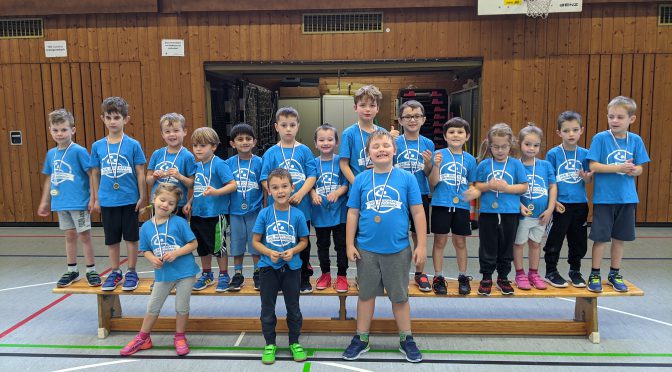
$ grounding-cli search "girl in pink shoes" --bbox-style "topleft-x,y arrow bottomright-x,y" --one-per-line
120,183 -> 199,356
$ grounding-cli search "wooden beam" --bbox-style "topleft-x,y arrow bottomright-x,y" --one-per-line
160,0 -> 474,13
0,0 -> 157,16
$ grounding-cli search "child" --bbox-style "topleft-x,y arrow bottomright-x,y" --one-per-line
146,113 -> 197,218
120,183 -> 199,356
37,109 -> 100,287
225,123 -> 264,291
342,130 -> 426,363
90,97 -> 147,291
394,100 -> 435,292
474,123 -> 528,296
543,111 -> 593,287
310,124 -> 349,292
261,107 -> 317,293
252,168 -> 309,365
512,124 -> 557,290
586,96 -> 649,292
184,127 -> 237,292
427,118 -> 480,295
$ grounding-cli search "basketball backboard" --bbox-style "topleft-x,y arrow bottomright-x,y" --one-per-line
478,0 -> 583,16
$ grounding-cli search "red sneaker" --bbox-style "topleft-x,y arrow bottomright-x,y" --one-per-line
174,336 -> 190,356
315,273 -> 331,290
335,275 -> 349,293
120,336 -> 152,356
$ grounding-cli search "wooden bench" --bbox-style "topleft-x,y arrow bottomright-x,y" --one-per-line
53,278 -> 643,343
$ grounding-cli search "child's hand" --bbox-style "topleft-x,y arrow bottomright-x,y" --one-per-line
539,209 -> 553,226
269,250 -> 282,263
489,179 -> 507,192
311,193 -> 322,206
389,125 -> 400,140
135,197 -> 146,212
37,202 -> 50,217
88,198 -> 95,213
579,169 -> 593,181
182,203 -> 191,217
555,201 -> 565,214
433,151 -> 443,167
326,192 -> 339,203
203,185 -> 216,196
421,150 -> 433,167
153,169 -> 165,179
162,251 -> 178,262
92,200 -> 101,213
282,249 -> 294,261
149,255 -> 163,269
412,246 -> 427,266
520,204 -> 531,216
619,159 -> 636,174
347,245 -> 360,261
462,187 -> 480,202
289,192 -> 304,205
165,168 -> 181,178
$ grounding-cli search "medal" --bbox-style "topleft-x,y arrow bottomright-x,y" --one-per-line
237,155 -> 253,212
51,142 -> 73,196
525,158 -> 537,210
453,196 -> 460,204
528,204 -> 535,211
374,215 -> 381,223
490,156 -> 509,212
50,189 -> 59,196
401,135 -> 421,173
371,168 -> 393,221
106,134 -> 125,191
447,149 -> 465,206
161,146 -> 183,182
241,202 -> 248,210
113,182 -> 120,190
492,201 -> 499,209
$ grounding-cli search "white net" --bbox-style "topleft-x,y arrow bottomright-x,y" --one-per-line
526,0 -> 552,18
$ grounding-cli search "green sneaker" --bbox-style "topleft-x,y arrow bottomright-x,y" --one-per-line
290,343 -> 307,362
262,344 -> 277,364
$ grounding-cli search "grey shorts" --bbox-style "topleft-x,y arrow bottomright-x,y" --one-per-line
589,203 -> 636,242
57,210 -> 91,233
146,276 -> 194,315
514,217 -> 546,245
356,246 -> 411,303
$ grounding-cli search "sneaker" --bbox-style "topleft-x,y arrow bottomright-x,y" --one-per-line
414,273 -> 432,292
57,271 -> 80,288
86,271 -> 102,287
587,273 -> 602,293
300,277 -> 313,294
289,343 -> 307,362
122,271 -> 139,291
478,279 -> 492,296
496,278 -> 515,295
120,335 -> 152,356
399,335 -> 423,363
568,271 -> 587,288
102,271 -> 123,291
544,271 -> 569,288
607,273 -> 628,292
432,276 -> 447,295
316,273 -> 331,290
457,275 -> 472,295
174,336 -> 189,356
193,272 -> 214,291
515,272 -> 531,290
342,335 -> 369,360
229,273 -> 244,291
335,275 -> 349,293
262,344 -> 277,364
528,272 -> 547,290
253,269 -> 260,291
216,272 -> 231,292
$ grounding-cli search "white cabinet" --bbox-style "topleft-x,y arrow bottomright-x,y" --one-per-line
322,95 -> 359,140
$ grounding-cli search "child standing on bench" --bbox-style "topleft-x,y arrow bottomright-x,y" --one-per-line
120,183 -> 199,357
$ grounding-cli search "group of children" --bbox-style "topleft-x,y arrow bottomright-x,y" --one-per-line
39,86 -> 649,364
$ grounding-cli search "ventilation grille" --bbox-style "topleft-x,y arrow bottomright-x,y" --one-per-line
0,18 -> 43,39
660,5 -> 672,26
303,12 -> 383,34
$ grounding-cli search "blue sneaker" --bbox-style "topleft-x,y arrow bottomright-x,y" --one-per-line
587,273 -> 602,293
102,271 -> 123,291
193,272 -> 214,291
607,273 -> 628,292
342,335 -> 369,360
122,271 -> 139,291
216,272 -> 230,292
399,335 -> 423,363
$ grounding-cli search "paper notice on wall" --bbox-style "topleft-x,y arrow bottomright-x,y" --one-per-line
44,40 -> 67,58
161,39 -> 185,57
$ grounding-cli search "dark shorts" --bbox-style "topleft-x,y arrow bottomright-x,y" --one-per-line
409,195 -> 430,234
589,203 -> 636,242
431,206 -> 472,236
101,204 -> 139,245
191,215 -> 227,257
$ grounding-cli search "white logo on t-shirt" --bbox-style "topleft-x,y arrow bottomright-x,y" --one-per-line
51,160 -> 75,185
101,154 -> 133,178
364,185 -> 403,214
266,219 -> 296,247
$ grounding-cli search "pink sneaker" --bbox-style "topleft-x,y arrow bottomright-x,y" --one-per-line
334,275 -> 349,293
528,272 -> 548,289
174,336 -> 190,356
515,272 -> 531,290
120,335 -> 152,356
315,273 -> 331,290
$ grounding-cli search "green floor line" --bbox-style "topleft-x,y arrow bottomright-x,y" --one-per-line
1,343 -> 672,358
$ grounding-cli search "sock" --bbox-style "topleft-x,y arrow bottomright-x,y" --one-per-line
399,331 -> 412,342
415,271 -> 422,277
529,268 -> 538,275
459,272 -> 467,278
138,331 -> 150,340
609,267 -> 620,276
202,269 -> 212,274
483,273 -> 492,281
127,267 -> 136,273
220,270 -> 228,276
234,264 -> 243,274
86,264 -> 96,273
175,332 -> 185,340
435,271 -> 444,278
591,268 -> 600,275
113,268 -> 122,274
516,269 -> 525,276
356,331 -> 369,342
67,264 -> 77,272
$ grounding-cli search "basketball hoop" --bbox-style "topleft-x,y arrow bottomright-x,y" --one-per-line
526,0 -> 552,18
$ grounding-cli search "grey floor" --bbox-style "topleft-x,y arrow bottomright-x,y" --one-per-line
1,226 -> 671,371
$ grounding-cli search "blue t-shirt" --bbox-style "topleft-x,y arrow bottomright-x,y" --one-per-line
253,205 -> 309,270
545,145 -> 590,204
347,168 -> 422,254
430,149 -> 478,210
520,159 -> 556,219
42,143 -> 91,211
394,135 -> 435,195
260,143 -> 317,221
339,124 -> 386,179
192,155 -> 234,217
586,130 -> 650,204
139,215 -> 200,282
89,135 -> 146,207
476,157 -> 528,214
147,146 -> 197,207
225,155 -> 264,216
311,155 -> 348,228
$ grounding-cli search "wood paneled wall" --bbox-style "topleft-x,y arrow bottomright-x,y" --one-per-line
0,3 -> 671,223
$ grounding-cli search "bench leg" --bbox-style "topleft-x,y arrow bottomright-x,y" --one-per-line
574,297 -> 599,344
97,294 -> 122,339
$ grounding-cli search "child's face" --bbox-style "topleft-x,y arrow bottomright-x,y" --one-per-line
399,107 -> 425,134
49,122 -> 75,146
368,136 -> 395,166
444,126 -> 470,150
192,142 -> 216,161
607,106 -> 635,135
490,135 -> 511,161
275,115 -> 299,143
315,129 -> 337,155
101,112 -> 129,134
161,122 -> 187,148
354,98 -> 379,123
230,134 -> 257,154
268,176 -> 294,204
520,133 -> 541,159
153,191 -> 178,217
557,120 -> 583,146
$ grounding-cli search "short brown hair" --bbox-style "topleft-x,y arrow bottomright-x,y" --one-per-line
160,112 -> 186,130
267,167 -> 293,186
101,96 -> 129,117
191,127 -> 220,146
354,85 -> 383,106
398,100 -> 425,117
365,129 -> 396,153
153,182 -> 184,203
48,109 -> 75,128
275,107 -> 300,122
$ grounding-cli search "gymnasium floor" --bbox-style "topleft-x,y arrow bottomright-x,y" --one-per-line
1,226 -> 671,371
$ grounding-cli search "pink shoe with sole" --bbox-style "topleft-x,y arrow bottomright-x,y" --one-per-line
528,272 -> 548,289
174,336 -> 190,356
120,336 -> 152,356
315,273 -> 331,290
515,272 -> 531,290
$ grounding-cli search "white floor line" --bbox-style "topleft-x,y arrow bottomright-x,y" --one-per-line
190,352 -> 259,357
313,362 -> 374,372
0,282 -> 56,292
51,359 -> 138,372
234,331 -> 245,347
555,297 -> 672,327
